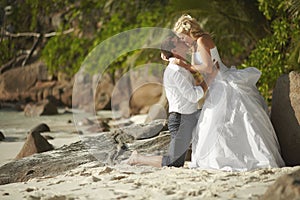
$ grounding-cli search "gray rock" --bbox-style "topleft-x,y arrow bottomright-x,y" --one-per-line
145,89 -> 168,123
30,123 -> 50,134
289,71 -> 300,125
0,131 -> 5,141
119,119 -> 168,140
15,130 -> 54,159
271,72 -> 300,166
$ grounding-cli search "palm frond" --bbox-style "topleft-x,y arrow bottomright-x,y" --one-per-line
288,0 -> 300,18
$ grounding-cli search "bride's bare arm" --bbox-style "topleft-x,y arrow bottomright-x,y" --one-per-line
192,36 -> 214,74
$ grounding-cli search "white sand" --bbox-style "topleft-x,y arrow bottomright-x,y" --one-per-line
1,113 -> 299,199
0,141 -> 24,165
0,159 -> 299,200
0,138 -> 299,200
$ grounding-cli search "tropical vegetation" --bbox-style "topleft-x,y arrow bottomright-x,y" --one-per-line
0,0 -> 299,103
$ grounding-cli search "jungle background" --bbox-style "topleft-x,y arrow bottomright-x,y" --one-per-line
0,0 -> 299,105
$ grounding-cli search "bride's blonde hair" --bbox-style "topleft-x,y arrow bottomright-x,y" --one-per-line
173,14 -> 207,39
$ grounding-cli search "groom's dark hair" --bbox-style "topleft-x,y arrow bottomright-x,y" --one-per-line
161,32 -> 178,59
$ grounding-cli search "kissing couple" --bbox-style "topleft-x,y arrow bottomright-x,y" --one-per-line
125,14 -> 285,171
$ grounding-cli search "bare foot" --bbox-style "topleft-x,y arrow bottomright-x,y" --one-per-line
122,150 -> 140,165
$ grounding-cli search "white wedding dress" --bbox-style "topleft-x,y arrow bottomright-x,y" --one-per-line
190,47 -> 285,171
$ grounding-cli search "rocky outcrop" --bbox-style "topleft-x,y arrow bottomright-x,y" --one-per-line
271,72 -> 300,166
73,67 -> 164,116
262,168 -> 300,200
0,59 -> 165,117
145,89 -> 168,123
0,61 -> 73,107
0,61 -> 48,101
72,73 -> 114,112
0,119 -> 169,185
130,83 -> 163,115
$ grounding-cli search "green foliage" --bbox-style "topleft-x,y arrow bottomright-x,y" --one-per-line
242,0 -> 300,103
0,39 -> 14,64
2,0 -> 299,99
42,33 -> 90,75
85,0 -> 169,75
242,36 -> 285,101
170,0 -> 268,65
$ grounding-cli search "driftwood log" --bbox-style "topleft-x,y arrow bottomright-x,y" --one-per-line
0,119 -> 169,185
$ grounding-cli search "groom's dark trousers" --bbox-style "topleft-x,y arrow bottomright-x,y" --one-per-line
162,109 -> 201,167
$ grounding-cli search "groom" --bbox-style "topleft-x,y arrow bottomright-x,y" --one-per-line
126,33 -> 206,167
161,33 -> 206,167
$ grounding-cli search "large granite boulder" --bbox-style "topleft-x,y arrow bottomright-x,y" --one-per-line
130,83 -> 163,115
0,61 -> 48,101
0,61 -> 74,107
72,73 -> 114,112
110,66 -> 164,117
145,90 -> 168,123
271,71 -> 300,166
1,60 -> 164,116
94,73 -> 115,111
289,71 -> 300,124
129,66 -> 163,115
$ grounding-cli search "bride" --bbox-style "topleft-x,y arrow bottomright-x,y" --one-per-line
173,14 -> 285,171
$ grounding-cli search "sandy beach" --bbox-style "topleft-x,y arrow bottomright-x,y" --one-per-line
0,109 -> 81,166
0,111 -> 299,200
0,155 -> 299,200
0,135 -> 299,200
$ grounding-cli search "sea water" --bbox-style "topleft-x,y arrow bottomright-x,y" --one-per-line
0,108 -> 77,141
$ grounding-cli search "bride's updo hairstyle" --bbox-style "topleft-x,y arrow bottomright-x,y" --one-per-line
173,14 -> 207,39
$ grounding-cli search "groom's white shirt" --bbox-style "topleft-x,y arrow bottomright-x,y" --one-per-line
164,58 -> 204,114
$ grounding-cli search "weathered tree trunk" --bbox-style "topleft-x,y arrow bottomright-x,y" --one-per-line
0,120 -> 169,185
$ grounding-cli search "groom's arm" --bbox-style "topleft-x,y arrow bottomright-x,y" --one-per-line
172,71 -> 205,103
173,59 -> 208,93
173,59 -> 198,74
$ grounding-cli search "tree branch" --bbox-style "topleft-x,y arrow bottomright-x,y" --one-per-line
2,28 -> 74,38
44,28 -> 74,37
22,34 -> 43,66
0,54 -> 27,74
